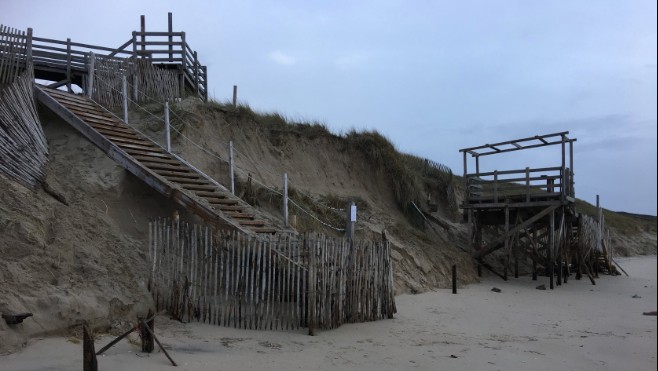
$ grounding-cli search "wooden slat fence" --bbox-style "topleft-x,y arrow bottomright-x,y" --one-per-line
90,56 -> 179,108
148,218 -> 396,332
0,25 -> 28,86
0,64 -> 48,187
0,24 -> 206,101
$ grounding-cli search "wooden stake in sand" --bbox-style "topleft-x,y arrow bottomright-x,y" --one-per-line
82,323 -> 98,371
139,318 -> 177,367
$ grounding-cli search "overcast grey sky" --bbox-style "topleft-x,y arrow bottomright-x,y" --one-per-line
2,0 -> 656,215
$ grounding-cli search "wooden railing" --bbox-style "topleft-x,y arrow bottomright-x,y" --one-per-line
465,166 -> 574,205
0,27 -> 207,100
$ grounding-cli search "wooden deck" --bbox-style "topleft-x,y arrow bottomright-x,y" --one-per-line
35,85 -> 276,235
1,14 -> 207,100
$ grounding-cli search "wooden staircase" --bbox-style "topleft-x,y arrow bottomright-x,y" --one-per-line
34,85 -> 278,235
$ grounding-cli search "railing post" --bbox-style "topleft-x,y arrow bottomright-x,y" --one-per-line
525,167 -> 530,202
66,38 -> 72,92
140,15 -> 146,57
283,173 -> 289,227
179,32 -> 186,97
229,141 -> 235,194
26,28 -> 33,64
493,170 -> 498,203
87,51 -> 95,98
202,66 -> 208,101
164,101 -> 171,152
232,85 -> 238,107
132,31 -> 139,101
122,75 -> 128,124
168,12 -> 173,62
193,51 -> 199,96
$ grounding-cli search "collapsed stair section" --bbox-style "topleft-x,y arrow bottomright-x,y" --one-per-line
34,85 -> 277,235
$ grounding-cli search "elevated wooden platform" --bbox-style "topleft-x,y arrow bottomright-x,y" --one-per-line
459,132 -> 583,288
35,85 -> 277,235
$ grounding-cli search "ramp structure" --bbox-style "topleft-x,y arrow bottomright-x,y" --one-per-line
35,85 -> 278,235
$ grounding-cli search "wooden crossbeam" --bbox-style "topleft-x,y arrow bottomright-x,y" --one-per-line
474,205 -> 558,259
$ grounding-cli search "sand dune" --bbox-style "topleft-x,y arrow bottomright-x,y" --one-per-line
1,256 -> 655,371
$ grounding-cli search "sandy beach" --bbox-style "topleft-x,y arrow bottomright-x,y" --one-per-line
1,255 -> 655,371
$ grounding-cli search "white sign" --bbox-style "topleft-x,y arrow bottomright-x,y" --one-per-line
350,204 -> 357,222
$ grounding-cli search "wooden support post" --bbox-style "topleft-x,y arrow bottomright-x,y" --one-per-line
569,141 -> 574,197
83,323 -> 98,371
493,170 -> 498,203
194,51 -> 199,96
549,210 -> 555,289
168,12 -> 173,62
122,75 -> 128,124
462,152 -> 468,203
140,15 -> 146,57
131,31 -> 139,101
561,135 -> 566,200
345,201 -> 356,240
229,141 -> 235,194
475,155 -> 479,174
139,318 -> 177,366
283,173 -> 289,227
232,85 -> 238,107
514,247 -> 519,279
164,101 -> 171,152
451,264 -> 457,294
26,28 -> 33,63
87,52 -> 95,98
503,205 -> 509,281
525,167 -> 530,202
66,38 -> 72,92
180,32 -> 186,96
532,259 -> 537,281
139,310 -> 155,353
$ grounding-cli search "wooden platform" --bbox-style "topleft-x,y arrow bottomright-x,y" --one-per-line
34,85 -> 277,235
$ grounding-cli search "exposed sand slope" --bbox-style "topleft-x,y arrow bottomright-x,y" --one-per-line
2,256 -> 654,371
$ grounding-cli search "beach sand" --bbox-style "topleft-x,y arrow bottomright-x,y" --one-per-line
1,256 -> 655,371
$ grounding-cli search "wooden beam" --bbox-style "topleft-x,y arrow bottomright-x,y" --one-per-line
474,205 -> 558,259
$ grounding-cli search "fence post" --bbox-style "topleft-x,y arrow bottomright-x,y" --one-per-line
232,85 -> 238,107
307,236 -> 316,335
122,75 -> 129,124
229,141 -> 235,194
87,51 -> 95,98
345,202 -> 356,240
164,101 -> 171,151
283,173 -> 289,227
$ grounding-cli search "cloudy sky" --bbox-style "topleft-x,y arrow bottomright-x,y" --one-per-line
2,0 -> 656,215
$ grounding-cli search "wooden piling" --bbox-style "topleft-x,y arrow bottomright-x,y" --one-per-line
83,323 -> 98,371
452,264 -> 457,294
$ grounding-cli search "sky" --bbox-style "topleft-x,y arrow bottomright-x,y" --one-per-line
2,0 -> 656,215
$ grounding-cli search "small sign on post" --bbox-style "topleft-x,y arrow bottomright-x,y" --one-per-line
345,201 -> 356,240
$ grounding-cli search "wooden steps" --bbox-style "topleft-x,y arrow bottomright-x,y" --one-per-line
35,85 -> 279,235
